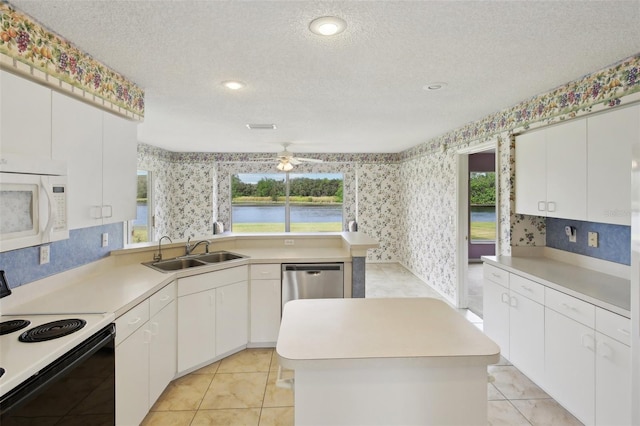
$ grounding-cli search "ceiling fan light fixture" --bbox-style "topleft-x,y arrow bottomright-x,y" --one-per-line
309,16 -> 346,36
277,161 -> 294,171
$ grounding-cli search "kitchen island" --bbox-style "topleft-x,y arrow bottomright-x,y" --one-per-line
277,298 -> 500,426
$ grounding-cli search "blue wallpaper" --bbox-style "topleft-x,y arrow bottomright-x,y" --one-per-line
546,218 -> 630,265
0,223 -> 123,289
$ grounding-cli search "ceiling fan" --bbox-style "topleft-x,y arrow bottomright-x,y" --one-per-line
272,144 -> 323,171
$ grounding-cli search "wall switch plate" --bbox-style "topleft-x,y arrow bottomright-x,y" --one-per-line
588,231 -> 599,248
284,239 -> 294,246
40,245 -> 50,265
102,233 -> 109,247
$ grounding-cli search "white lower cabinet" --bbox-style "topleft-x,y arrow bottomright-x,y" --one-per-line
545,307 -> 595,425
508,285 -> 544,385
216,281 -> 248,355
177,266 -> 248,373
484,261 -> 632,426
249,264 -> 282,345
116,282 -> 176,426
149,285 -> 177,405
482,276 -> 510,359
115,300 -> 151,426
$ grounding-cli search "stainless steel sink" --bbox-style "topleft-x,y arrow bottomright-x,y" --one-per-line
192,251 -> 244,263
144,257 -> 208,272
143,250 -> 246,272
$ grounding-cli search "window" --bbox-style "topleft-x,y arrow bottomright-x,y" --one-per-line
128,170 -> 153,243
469,171 -> 496,242
231,173 -> 343,232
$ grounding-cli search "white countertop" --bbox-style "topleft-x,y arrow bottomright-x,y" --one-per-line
276,298 -> 500,369
482,255 -> 630,317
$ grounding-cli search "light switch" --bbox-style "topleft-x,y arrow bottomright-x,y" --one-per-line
40,245 -> 50,265
102,233 -> 109,247
588,232 -> 598,248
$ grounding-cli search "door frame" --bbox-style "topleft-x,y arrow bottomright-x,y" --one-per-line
455,140 -> 499,308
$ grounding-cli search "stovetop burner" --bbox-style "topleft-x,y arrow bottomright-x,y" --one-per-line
19,319 -> 87,343
0,319 -> 31,336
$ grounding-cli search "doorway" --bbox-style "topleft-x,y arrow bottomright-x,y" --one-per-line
455,141 -> 498,317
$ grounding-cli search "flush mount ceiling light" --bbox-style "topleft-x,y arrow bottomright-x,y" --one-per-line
222,80 -> 246,90
423,82 -> 448,91
309,16 -> 347,36
246,124 -> 277,130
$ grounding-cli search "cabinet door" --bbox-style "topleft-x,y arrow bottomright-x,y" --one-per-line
177,289 -> 216,372
515,130 -> 547,216
52,92 -> 103,229
545,118 -> 587,220
149,300 -> 177,406
0,70 -> 52,158
216,281 -> 248,356
102,111 -> 137,224
250,279 -> 281,344
116,325 -> 150,426
595,332 -> 631,426
482,278 -> 510,359
509,292 -> 544,385
587,105 -> 638,225
545,308 -> 595,425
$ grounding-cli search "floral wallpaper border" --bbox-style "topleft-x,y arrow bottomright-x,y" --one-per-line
0,2 -> 144,120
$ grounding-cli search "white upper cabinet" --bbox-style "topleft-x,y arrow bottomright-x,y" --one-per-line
0,70 -> 52,158
515,129 -> 547,216
102,111 -> 137,224
52,92 -> 103,229
516,118 -> 587,220
52,92 -> 137,229
587,104 -> 639,226
545,118 -> 587,219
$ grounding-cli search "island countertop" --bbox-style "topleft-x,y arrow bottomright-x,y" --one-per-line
277,298 -> 500,369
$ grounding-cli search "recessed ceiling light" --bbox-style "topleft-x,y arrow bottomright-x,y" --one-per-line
246,124 -> 277,130
423,82 -> 448,91
222,80 -> 246,90
309,16 -> 347,36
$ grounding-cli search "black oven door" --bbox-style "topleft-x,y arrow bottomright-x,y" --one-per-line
0,323 -> 115,425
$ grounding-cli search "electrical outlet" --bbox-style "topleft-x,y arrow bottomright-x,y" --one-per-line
284,239 -> 294,246
588,231 -> 599,248
101,232 -> 109,247
40,245 -> 50,265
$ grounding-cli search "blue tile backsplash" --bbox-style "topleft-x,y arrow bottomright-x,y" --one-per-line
546,218 -> 630,265
0,223 -> 123,289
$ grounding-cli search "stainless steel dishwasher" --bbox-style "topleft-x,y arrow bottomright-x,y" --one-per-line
281,263 -> 344,311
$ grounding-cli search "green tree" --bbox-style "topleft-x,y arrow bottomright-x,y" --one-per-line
470,172 -> 495,205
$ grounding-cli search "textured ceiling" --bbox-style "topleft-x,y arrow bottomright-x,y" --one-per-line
8,1 -> 640,154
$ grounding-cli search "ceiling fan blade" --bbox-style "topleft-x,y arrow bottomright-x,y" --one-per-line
295,157 -> 323,163
288,158 -> 302,165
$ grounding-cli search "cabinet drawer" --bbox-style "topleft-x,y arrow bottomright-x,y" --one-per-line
251,264 -> 281,280
545,288 -> 595,328
510,274 -> 544,304
150,281 -> 176,317
483,264 -> 509,287
596,307 -> 631,346
116,299 -> 150,345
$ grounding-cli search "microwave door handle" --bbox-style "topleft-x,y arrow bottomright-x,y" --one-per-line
41,177 -> 55,243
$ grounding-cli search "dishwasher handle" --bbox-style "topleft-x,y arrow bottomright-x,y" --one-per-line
283,263 -> 343,272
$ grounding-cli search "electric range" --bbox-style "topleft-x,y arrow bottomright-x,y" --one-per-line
0,312 -> 115,398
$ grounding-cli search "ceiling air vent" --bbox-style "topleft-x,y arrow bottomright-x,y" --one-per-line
246,124 -> 277,130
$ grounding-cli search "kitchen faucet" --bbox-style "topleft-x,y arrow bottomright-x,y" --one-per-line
185,237 -> 211,256
153,235 -> 172,261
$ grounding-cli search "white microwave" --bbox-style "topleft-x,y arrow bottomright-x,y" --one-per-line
0,155 -> 69,253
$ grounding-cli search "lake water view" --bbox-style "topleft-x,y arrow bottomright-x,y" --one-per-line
233,204 -> 343,223
136,204 -> 495,227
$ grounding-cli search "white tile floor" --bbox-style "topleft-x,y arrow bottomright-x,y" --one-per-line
143,262 -> 583,425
